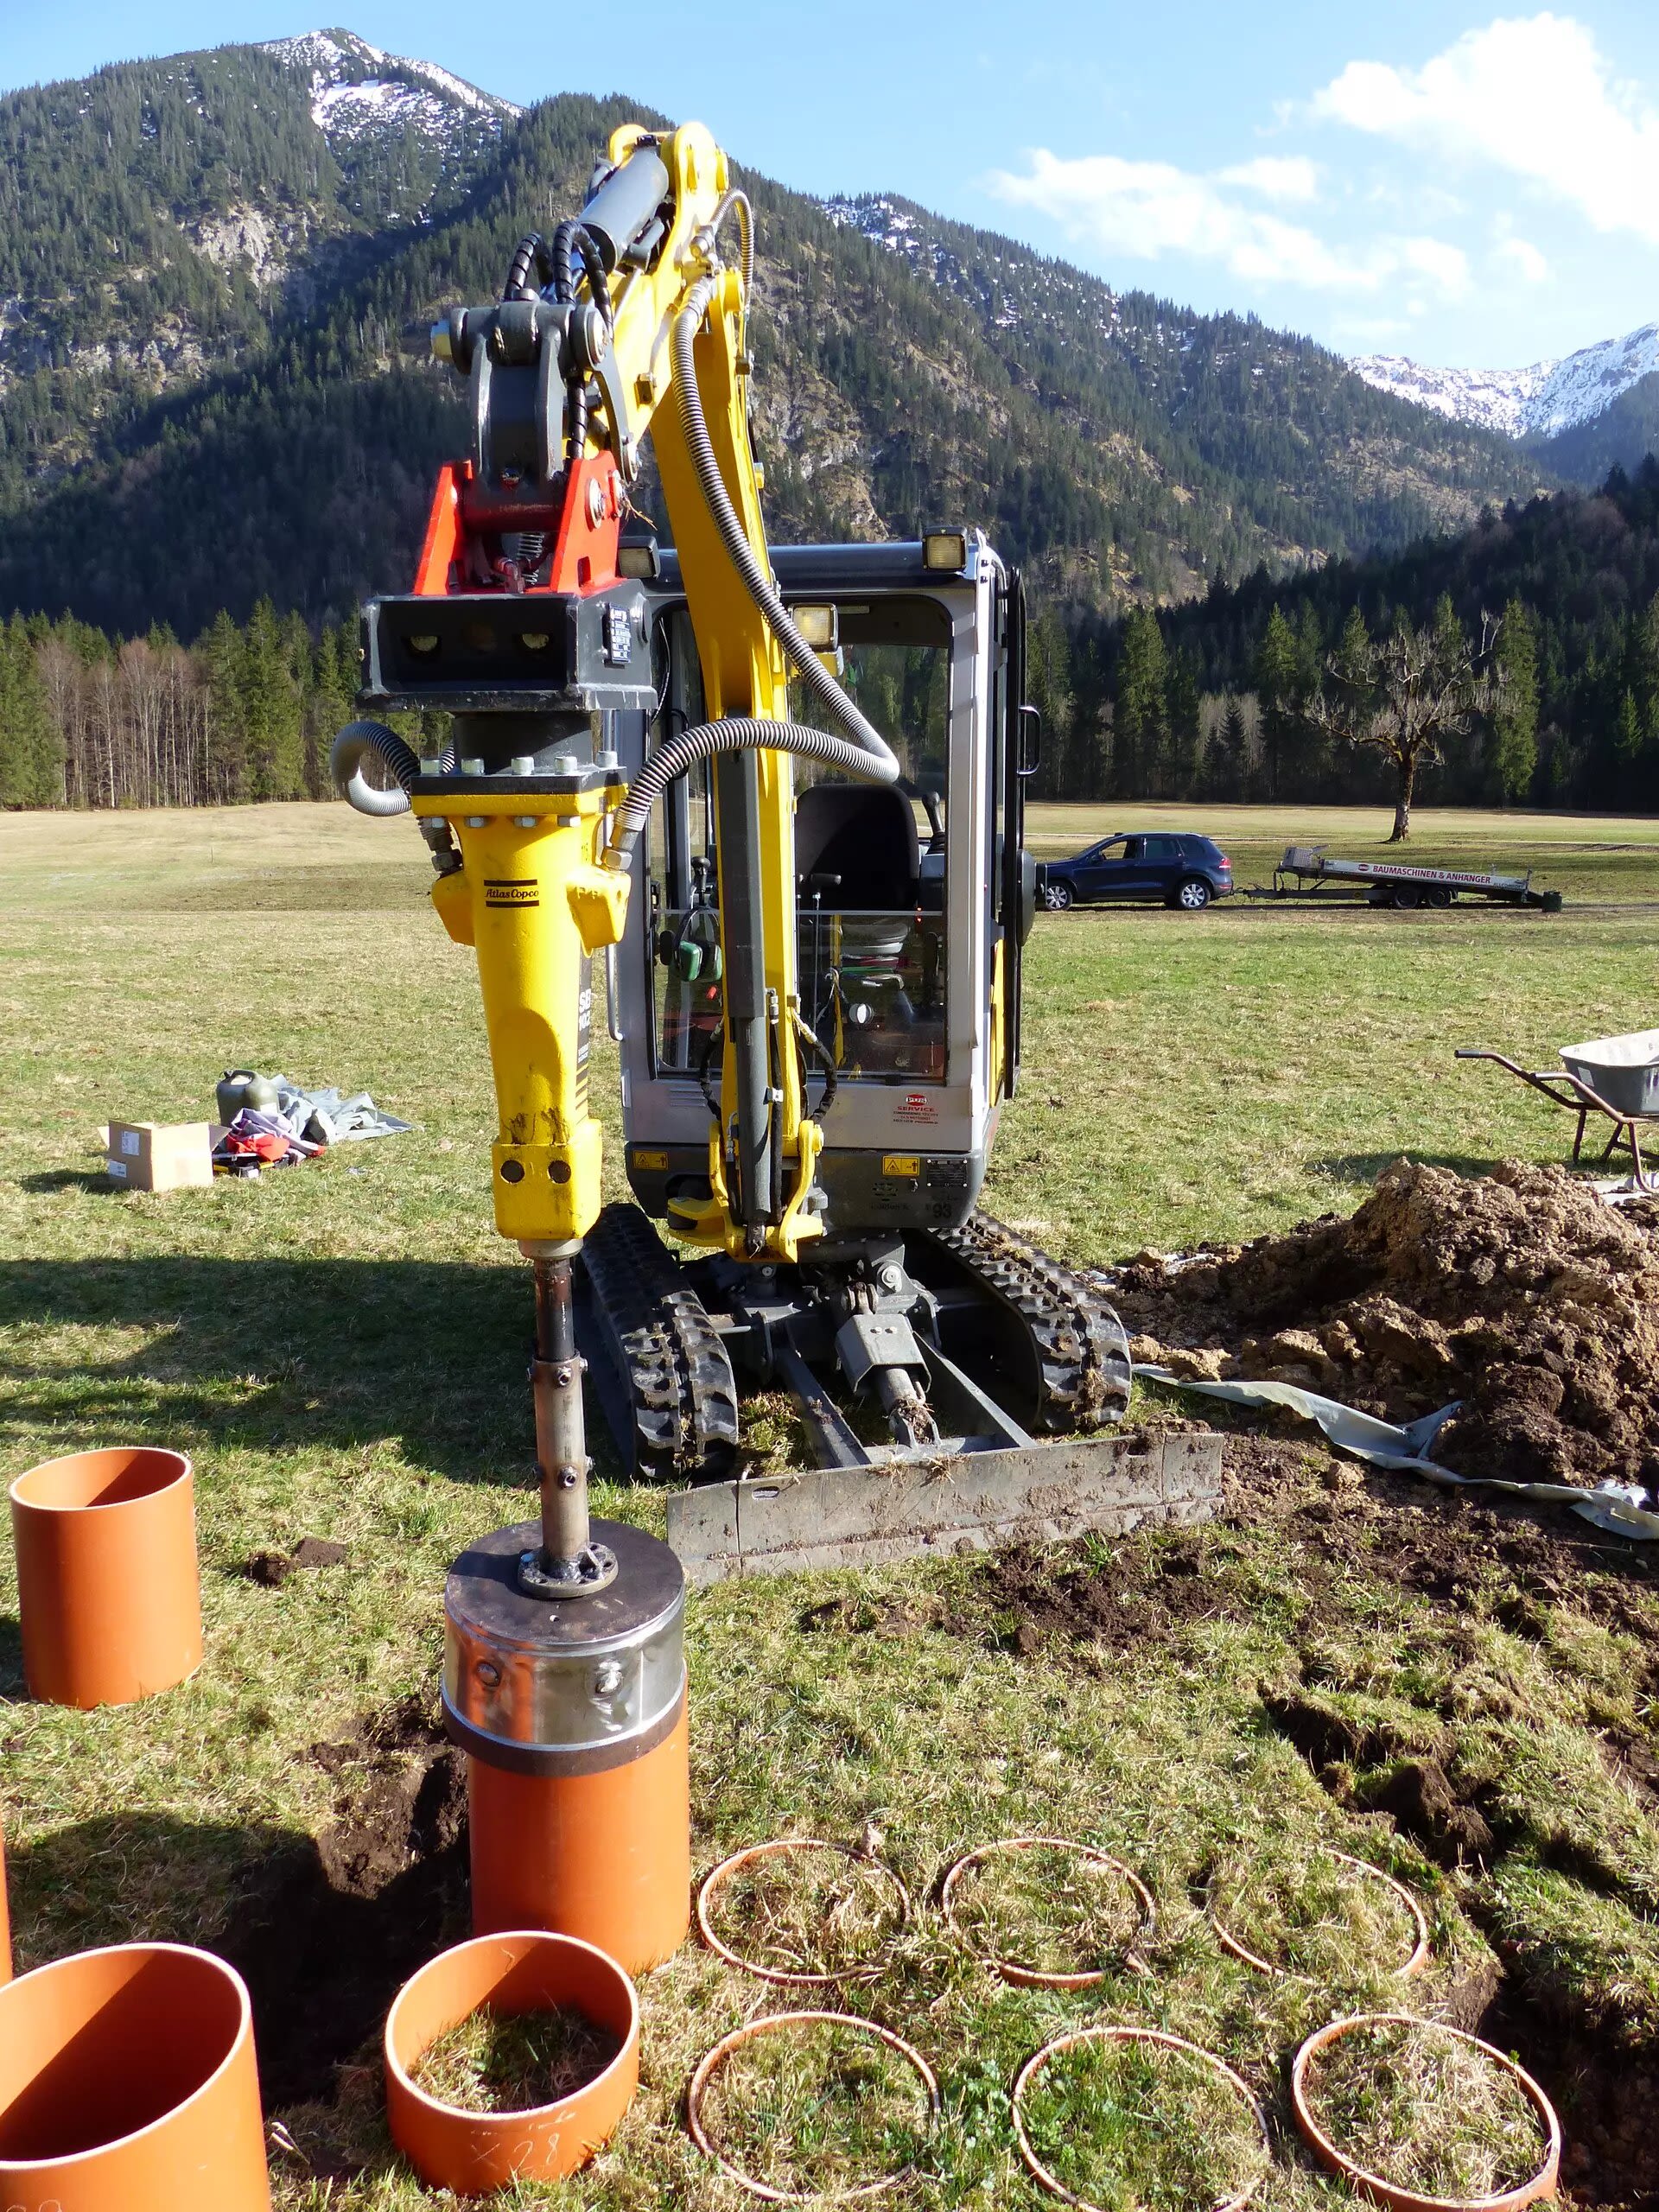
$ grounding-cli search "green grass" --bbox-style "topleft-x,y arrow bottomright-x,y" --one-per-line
1300,2018 -> 1547,2201
0,804 -> 1657,2209
701,1841 -> 906,1981
694,2014 -> 935,2199
946,1842 -> 1149,1980
410,2005 -> 622,2115
1019,2032 -> 1269,2212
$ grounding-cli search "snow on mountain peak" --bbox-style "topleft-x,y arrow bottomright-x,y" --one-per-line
1352,321 -> 1659,442
261,29 -> 520,145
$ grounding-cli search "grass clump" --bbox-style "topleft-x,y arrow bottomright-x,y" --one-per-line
1208,1845 -> 1422,1982
703,1842 -> 906,1981
1301,2018 -> 1547,2201
947,1840 -> 1148,1979
410,2004 -> 621,2114
1019,2031 -> 1268,2212
696,2016 -> 934,2197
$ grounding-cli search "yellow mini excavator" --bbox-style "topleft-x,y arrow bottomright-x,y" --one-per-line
334,122 -> 1217,1588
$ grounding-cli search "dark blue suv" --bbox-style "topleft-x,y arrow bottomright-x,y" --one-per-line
1040,831 -> 1233,912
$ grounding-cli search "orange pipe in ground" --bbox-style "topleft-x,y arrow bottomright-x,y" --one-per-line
468,1696 -> 690,1974
0,1942 -> 270,2211
10,1447 -> 202,1707
385,1929 -> 639,2197
0,1817 -> 10,1986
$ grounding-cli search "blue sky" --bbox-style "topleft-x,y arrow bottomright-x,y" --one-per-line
6,3 -> 1659,370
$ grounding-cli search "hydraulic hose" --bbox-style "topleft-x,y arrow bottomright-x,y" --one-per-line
603,268 -> 899,870
670,272 -> 897,775
332,720 -> 422,817
698,190 -> 753,306
504,233 -> 552,302
608,717 -> 898,865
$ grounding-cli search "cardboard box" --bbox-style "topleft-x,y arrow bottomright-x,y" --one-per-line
106,1122 -> 213,1192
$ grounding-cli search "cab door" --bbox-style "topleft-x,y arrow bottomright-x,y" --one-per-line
1086,836 -> 1144,899
1140,833 -> 1185,897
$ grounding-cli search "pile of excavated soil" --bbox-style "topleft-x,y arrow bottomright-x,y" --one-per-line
1109,1160 -> 1659,1497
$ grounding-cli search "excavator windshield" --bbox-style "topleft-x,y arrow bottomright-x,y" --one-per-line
646,595 -> 952,1086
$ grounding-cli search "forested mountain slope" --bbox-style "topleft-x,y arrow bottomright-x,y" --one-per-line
0,35 -> 1549,637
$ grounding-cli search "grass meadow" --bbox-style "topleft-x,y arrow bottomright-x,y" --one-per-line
3,802 -> 1658,2208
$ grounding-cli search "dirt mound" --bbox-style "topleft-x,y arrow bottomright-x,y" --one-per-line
218,1693 -> 467,2110
1113,1160 -> 1659,1496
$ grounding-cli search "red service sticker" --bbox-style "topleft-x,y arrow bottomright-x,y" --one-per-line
896,1092 -> 938,1123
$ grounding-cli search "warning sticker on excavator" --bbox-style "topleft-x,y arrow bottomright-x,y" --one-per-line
484,879 -> 539,908
881,1154 -> 921,1177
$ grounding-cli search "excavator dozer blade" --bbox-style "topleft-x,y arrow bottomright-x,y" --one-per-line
664,1430 -> 1222,1583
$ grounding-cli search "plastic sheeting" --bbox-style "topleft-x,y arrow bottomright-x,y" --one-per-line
264,1077 -> 415,1146
1135,1366 -> 1659,1542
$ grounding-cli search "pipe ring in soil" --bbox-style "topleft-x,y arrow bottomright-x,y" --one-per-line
696,1838 -> 912,1986
685,2009 -> 941,2204
1208,1849 -> 1429,1983
1012,2024 -> 1271,2212
939,1836 -> 1157,1988
1289,2013 -> 1561,2212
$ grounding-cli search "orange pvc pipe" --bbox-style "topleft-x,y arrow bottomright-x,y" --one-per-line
467,1697 -> 690,1974
385,1929 -> 639,2197
10,1447 -> 202,1707
0,1942 -> 270,2211
0,1817 -> 10,1986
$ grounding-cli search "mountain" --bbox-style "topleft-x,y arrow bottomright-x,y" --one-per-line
1139,459 -> 1659,816
1352,321 -> 1659,486
0,35 -> 1549,639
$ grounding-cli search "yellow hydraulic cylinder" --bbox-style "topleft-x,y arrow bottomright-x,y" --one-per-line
415,777 -> 629,1248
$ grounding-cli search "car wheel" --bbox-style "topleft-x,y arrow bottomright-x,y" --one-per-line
1174,876 -> 1211,911
1043,880 -> 1075,912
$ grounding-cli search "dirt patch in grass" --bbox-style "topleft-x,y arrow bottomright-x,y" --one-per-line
218,1693 -> 468,2109
947,1527 -> 1271,1656
1114,1157 -> 1659,1496
410,2004 -> 621,2113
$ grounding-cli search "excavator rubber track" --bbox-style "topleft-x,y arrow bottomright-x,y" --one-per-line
580,1202 -> 741,1482
913,1212 -> 1133,1433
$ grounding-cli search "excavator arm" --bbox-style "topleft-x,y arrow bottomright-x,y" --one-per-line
388,123 -> 856,1270
334,121 -> 899,1588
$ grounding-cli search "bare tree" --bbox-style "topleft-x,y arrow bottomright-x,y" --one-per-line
1313,601 -> 1499,841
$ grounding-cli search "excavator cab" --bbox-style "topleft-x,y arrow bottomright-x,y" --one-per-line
617,537 -> 1036,1238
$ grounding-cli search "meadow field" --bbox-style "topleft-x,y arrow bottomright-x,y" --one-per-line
3,803 -> 1658,2208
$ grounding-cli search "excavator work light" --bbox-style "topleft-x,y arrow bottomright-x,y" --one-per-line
790,603 -> 838,650
922,529 -> 968,571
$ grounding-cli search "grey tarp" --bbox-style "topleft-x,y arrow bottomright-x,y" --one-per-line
1135,1366 -> 1659,1541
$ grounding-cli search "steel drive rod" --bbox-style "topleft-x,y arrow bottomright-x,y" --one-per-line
531,1255 -> 591,1570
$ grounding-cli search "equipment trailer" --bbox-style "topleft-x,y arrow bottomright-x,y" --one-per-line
1255,846 -> 1562,911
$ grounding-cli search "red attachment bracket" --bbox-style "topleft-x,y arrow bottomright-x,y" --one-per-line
412,465 -> 463,596
544,455 -> 624,594
412,456 -> 622,600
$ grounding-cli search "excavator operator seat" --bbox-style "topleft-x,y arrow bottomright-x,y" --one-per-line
794,783 -> 919,912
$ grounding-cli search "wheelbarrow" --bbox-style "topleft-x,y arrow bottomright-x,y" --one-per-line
1458,1029 -> 1659,1192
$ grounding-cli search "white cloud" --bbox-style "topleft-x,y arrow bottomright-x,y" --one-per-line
987,149 -> 1467,298
1313,12 -> 1659,245
1217,155 -> 1319,204
1493,234 -> 1550,283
